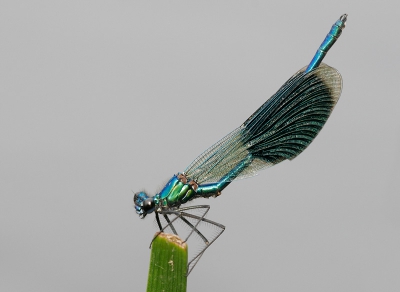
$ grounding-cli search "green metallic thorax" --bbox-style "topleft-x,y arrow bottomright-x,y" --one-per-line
157,175 -> 198,207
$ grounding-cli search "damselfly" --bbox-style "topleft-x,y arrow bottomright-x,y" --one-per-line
134,14 -> 347,275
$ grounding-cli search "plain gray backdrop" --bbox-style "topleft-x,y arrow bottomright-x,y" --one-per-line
1,1 -> 399,291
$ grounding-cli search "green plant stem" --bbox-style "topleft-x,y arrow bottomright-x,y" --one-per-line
147,232 -> 188,292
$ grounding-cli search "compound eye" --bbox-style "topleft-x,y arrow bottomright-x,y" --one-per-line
142,198 -> 155,211
134,191 -> 149,205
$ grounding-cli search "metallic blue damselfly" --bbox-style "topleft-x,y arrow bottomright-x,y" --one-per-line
134,14 -> 347,275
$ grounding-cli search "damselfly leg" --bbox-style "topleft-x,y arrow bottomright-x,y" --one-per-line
153,205 -> 225,275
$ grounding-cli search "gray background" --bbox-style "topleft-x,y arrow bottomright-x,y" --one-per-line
1,1 -> 399,292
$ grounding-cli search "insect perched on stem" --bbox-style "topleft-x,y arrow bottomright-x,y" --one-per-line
134,14 -> 347,275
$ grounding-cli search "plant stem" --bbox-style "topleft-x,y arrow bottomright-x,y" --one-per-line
147,232 -> 188,292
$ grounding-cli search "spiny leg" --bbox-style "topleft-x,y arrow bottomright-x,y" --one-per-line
163,214 -> 178,235
155,212 -> 162,230
150,210 -> 181,248
177,205 -> 210,243
179,215 -> 209,244
154,205 -> 225,275
153,207 -> 210,246
172,205 -> 225,275
183,213 -> 225,275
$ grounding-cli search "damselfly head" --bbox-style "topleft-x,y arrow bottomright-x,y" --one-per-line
133,191 -> 155,218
